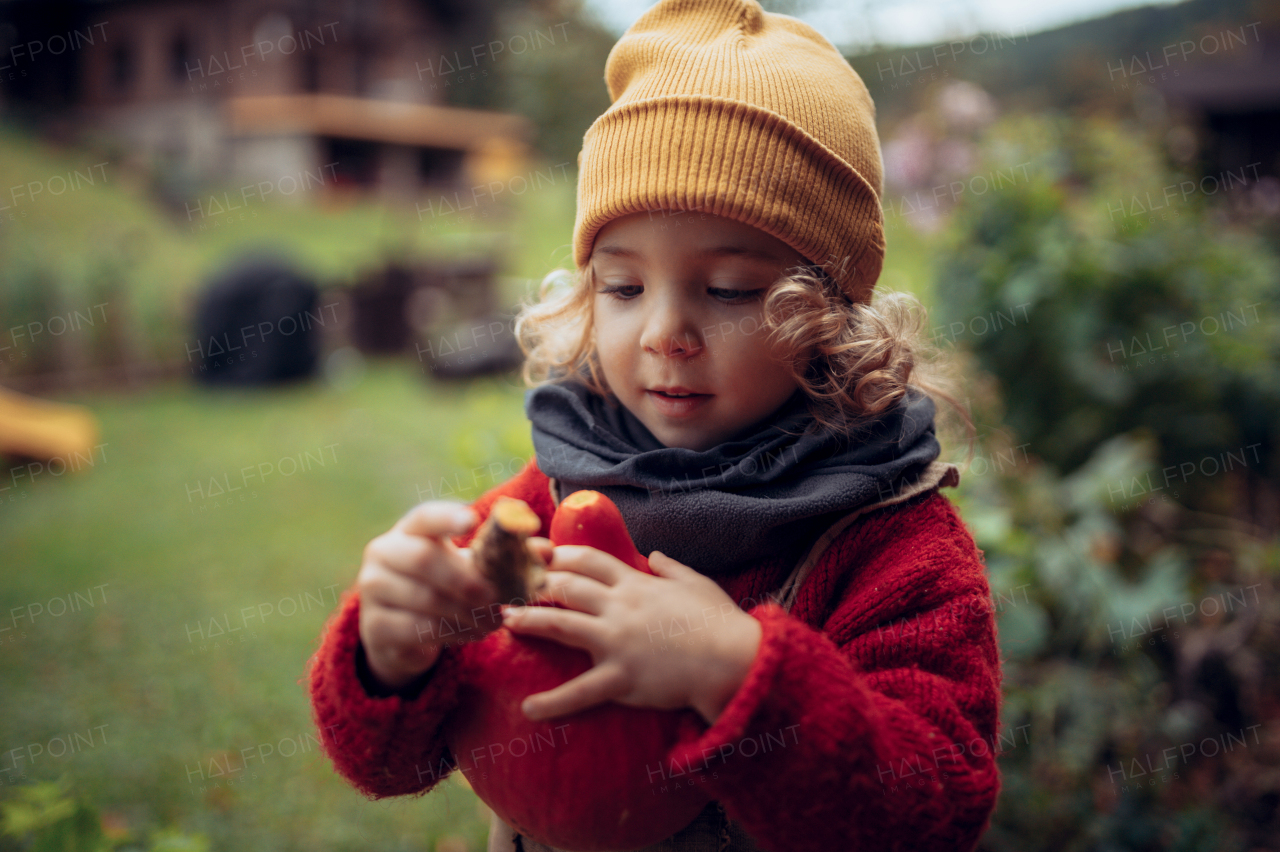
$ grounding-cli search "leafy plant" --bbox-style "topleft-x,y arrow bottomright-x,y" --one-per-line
921,111 -> 1280,851
0,779 -> 208,852
933,114 -> 1280,512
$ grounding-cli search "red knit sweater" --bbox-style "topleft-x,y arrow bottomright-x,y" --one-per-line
307,458 -> 1003,851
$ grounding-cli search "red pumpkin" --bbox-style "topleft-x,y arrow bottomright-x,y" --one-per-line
447,490 -> 710,851
549,489 -> 652,574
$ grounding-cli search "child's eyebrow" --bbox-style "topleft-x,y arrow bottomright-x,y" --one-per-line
593,245 -> 642,260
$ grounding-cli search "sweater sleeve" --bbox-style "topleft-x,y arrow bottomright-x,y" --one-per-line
305,457 -> 555,799
661,492 -> 1002,852
307,588 -> 466,797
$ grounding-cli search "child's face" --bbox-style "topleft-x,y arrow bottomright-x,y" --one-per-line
589,210 -> 809,452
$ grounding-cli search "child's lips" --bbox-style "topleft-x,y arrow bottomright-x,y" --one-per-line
646,389 -> 712,417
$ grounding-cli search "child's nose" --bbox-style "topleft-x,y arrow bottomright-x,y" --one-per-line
640,302 -> 703,358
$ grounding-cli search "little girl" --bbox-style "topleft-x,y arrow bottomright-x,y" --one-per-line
308,1 -> 1002,850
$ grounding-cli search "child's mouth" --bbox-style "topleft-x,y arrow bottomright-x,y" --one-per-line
646,389 -> 711,416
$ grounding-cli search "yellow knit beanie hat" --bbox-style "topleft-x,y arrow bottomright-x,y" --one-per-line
572,0 -> 885,304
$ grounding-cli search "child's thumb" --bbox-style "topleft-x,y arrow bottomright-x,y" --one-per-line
647,550 -> 691,576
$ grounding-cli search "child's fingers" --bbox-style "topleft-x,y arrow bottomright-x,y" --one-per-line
366,533 -> 495,608
646,550 -> 698,578
364,594 -> 497,659
418,545 -> 498,609
521,663 -> 628,721
501,605 -> 599,650
387,603 -> 495,649
527,536 -> 554,563
364,532 -> 432,579
396,501 -> 476,539
547,544 -> 627,585
362,562 -> 473,622
530,570 -> 609,614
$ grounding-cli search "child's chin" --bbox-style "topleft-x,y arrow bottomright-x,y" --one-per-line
654,427 -> 721,453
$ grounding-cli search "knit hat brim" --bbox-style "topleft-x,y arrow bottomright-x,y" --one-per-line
573,95 -> 885,304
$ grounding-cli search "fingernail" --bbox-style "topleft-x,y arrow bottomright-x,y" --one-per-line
452,507 -> 475,529
502,606 -> 524,621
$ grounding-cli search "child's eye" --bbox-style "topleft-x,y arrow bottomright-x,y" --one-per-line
597,282 -> 642,301
708,287 -> 764,303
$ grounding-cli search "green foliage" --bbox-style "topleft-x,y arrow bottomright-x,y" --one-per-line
933,113 -> 1280,498
447,2 -> 616,168
0,779 -> 208,852
924,112 -> 1280,851
949,426 -> 1278,850
1,781 -> 80,842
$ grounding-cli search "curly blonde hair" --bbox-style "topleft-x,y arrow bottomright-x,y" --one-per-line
514,262 -> 977,458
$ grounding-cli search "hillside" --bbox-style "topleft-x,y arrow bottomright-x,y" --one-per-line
846,0 -> 1277,125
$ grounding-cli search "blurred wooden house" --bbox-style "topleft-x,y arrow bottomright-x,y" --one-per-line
1155,30 -> 1280,185
1152,19 -> 1280,185
0,0 -> 533,199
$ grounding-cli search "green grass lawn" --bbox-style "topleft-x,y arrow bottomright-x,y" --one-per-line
0,362 -> 536,851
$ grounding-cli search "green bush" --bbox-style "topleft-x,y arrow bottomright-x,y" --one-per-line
933,114 -> 1280,507
946,426 -> 1280,851
926,113 -> 1280,851
1,779 -> 209,852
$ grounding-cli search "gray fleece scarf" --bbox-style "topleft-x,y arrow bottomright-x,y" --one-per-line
525,380 -> 942,576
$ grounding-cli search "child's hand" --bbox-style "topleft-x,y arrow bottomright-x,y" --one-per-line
499,545 -> 763,725
357,502 -> 505,691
